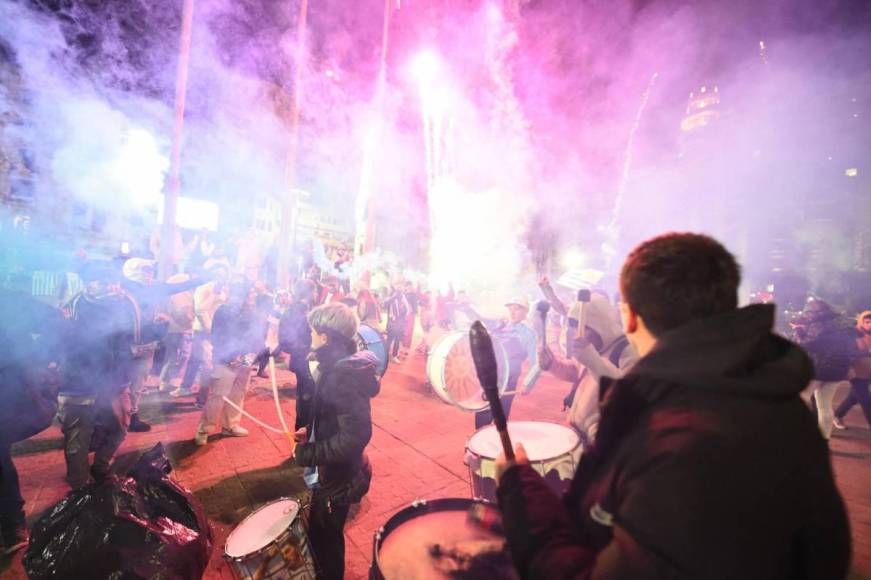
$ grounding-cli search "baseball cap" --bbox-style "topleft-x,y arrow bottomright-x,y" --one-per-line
505,296 -> 530,310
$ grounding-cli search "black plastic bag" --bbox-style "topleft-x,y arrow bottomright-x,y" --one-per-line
25,443 -> 213,580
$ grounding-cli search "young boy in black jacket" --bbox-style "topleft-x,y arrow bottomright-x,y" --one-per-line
292,303 -> 379,580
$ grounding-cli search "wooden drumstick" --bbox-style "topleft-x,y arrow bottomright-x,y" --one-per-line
470,321 -> 515,462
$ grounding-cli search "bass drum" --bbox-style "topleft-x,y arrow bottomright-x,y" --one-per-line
356,323 -> 389,377
426,330 -> 509,412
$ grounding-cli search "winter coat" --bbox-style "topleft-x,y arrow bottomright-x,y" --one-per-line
61,289 -> 141,397
801,326 -> 855,381
851,327 -> 871,379
0,291 -> 66,441
497,304 -> 850,580
211,303 -> 258,366
278,301 -> 312,365
294,340 -> 380,505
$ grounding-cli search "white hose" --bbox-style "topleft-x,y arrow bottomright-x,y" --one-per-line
269,356 -> 292,435
221,396 -> 284,433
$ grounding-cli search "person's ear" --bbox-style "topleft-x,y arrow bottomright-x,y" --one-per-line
619,301 -> 638,334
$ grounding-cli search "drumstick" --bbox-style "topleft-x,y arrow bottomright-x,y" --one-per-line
269,355 -> 296,453
470,321 -> 515,462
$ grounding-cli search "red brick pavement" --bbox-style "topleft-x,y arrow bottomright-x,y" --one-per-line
3,354 -> 871,579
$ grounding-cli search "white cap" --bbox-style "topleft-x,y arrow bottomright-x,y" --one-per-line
505,296 -> 530,310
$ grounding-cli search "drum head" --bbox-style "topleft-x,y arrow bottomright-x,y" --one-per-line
467,421 -> 580,461
426,331 -> 509,412
375,498 -> 518,580
225,499 -> 300,558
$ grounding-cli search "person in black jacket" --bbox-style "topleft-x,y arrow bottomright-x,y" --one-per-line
194,279 -> 259,446
0,290 -> 65,555
793,299 -> 856,439
495,233 -> 850,580
279,279 -> 318,430
58,262 -> 141,489
292,303 -> 380,580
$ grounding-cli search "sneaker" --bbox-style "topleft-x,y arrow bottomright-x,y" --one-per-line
392,357 -> 402,364
194,431 -> 209,446
129,413 -> 152,432
833,416 -> 847,430
222,425 -> 249,437
170,388 -> 193,398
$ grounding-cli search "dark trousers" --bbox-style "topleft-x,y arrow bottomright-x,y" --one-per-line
475,369 -> 521,429
475,393 -> 516,430
291,351 -> 315,430
836,378 -> 871,428
57,393 -> 130,489
308,493 -> 351,580
385,322 -> 405,358
0,437 -> 25,533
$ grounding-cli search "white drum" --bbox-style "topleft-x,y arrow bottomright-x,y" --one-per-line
426,330 -> 509,411
465,421 -> 582,502
224,498 -> 316,579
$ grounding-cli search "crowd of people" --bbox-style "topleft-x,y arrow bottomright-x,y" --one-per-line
1,231 -> 870,579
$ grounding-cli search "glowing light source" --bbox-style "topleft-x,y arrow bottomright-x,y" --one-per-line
560,248 -> 586,270
157,195 -> 219,231
846,168 -> 858,177
411,50 -> 440,87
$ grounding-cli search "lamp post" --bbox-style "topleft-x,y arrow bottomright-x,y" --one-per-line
158,0 -> 194,280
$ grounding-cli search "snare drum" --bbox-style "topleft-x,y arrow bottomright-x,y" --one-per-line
356,323 -> 389,377
371,498 -> 519,580
465,421 -> 582,502
224,498 -> 316,579
426,330 -> 509,411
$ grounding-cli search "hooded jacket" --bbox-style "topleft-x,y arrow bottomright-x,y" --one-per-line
294,340 -> 380,504
498,304 -> 850,580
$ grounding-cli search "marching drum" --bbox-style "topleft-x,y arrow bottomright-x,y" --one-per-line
356,323 -> 390,377
224,498 -> 317,580
465,421 -> 582,502
426,330 -> 509,411
371,498 -> 519,580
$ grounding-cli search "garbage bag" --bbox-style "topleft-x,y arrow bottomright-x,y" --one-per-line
24,443 -> 213,580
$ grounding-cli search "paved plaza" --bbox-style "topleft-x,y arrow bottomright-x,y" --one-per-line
2,353 -> 871,579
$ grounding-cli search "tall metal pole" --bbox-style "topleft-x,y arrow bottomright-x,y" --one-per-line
277,0 -> 309,290
158,0 -> 195,280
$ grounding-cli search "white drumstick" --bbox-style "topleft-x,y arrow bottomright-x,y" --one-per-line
221,396 -> 284,433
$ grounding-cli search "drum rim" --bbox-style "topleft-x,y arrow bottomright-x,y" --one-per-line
426,329 -> 510,412
371,497 -> 496,575
356,323 -> 389,375
465,420 -> 582,461
223,497 -> 302,560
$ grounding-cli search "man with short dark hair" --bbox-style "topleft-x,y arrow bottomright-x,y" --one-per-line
496,233 -> 850,579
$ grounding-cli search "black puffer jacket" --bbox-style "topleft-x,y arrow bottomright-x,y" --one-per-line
801,326 -> 855,381
294,340 -> 380,505
498,304 -> 850,580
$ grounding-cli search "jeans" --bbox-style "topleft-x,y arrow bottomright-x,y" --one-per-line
197,363 -> 250,434
308,492 -> 351,580
805,380 -> 850,440
835,378 -> 871,428
57,391 -> 131,489
385,324 -> 405,359
159,332 -> 193,388
130,348 -> 156,415
290,352 -> 315,430
0,437 -> 25,534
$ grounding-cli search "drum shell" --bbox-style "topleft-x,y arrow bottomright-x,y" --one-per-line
370,498 -> 518,580
224,499 -> 317,580
465,422 -> 582,502
426,330 -> 510,412
357,323 -> 389,377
